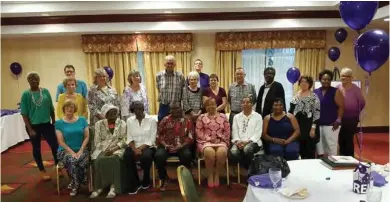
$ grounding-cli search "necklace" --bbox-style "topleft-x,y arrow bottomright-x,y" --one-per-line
30,88 -> 43,107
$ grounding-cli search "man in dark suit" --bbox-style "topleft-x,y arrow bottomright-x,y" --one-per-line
255,67 -> 286,118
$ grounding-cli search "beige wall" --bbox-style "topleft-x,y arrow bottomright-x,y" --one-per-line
2,31 -> 388,126
1,36 -> 87,109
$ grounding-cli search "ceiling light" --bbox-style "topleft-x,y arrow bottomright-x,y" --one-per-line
286,8 -> 295,11
41,13 -> 50,16
164,11 -> 172,14
135,31 -> 141,34
384,18 -> 390,21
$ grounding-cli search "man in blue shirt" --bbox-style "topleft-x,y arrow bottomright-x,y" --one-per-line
55,65 -> 88,101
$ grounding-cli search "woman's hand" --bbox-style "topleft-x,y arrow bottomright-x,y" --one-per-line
309,128 -> 316,138
70,151 -> 79,159
76,149 -> 84,159
332,121 -> 340,131
273,138 -> 286,145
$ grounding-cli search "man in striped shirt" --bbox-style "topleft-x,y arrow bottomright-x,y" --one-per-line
156,55 -> 185,122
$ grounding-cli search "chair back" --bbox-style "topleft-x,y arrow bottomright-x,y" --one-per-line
177,166 -> 200,202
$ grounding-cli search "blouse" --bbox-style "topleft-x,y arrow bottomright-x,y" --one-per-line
126,115 -> 157,148
55,117 -> 88,152
182,86 -> 203,114
20,88 -> 54,125
195,113 -> 230,152
121,85 -> 149,119
56,93 -> 88,119
92,118 -> 127,160
157,115 -> 194,149
88,85 -> 120,126
202,87 -> 227,113
289,93 -> 320,122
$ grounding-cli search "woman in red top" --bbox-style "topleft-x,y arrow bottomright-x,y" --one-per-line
196,98 -> 230,188
154,102 -> 193,191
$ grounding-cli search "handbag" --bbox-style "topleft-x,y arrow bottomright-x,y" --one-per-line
248,154 -> 291,178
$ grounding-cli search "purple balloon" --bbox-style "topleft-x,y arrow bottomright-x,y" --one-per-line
334,28 -> 348,44
339,1 -> 378,31
286,67 -> 301,84
103,66 -> 114,80
355,29 -> 389,74
328,47 -> 341,62
10,62 -> 22,76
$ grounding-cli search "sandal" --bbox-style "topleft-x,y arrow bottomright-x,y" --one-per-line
106,188 -> 116,198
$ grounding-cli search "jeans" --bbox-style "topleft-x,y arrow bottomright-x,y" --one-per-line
229,142 -> 261,169
27,122 -> 59,171
154,146 -> 192,181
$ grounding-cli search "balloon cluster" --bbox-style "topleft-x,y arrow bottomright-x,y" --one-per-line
339,1 -> 389,75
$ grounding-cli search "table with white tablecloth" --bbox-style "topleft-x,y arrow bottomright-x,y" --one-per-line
243,159 -> 389,202
1,113 -> 29,152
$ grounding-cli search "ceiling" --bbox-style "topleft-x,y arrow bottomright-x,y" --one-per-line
1,1 -> 389,36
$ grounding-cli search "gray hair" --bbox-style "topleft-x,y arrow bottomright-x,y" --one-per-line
341,67 -> 353,76
165,55 -> 176,62
27,71 -> 39,80
188,71 -> 200,80
242,95 -> 253,103
93,68 -> 109,85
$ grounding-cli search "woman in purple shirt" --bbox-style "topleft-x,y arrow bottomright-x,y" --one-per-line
313,70 -> 344,157
202,74 -> 227,113
337,68 -> 365,157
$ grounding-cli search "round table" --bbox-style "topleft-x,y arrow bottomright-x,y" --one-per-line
243,159 -> 389,202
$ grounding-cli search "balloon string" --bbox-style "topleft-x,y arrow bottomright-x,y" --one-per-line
358,75 -> 369,162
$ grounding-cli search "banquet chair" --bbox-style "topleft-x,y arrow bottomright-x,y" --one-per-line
177,165 -> 200,202
197,153 -> 230,185
154,156 -> 181,187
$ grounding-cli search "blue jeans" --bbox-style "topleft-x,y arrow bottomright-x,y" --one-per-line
268,141 -> 299,160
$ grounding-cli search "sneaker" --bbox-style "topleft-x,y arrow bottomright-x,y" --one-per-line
128,186 -> 141,195
89,189 -> 103,198
141,184 -> 150,190
67,182 -> 73,190
160,180 -> 168,191
69,189 -> 78,196
106,188 -> 116,198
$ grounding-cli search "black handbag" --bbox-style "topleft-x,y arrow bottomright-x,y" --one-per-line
248,154 -> 291,178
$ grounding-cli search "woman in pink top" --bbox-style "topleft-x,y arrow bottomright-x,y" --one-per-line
337,68 -> 366,157
196,98 -> 230,188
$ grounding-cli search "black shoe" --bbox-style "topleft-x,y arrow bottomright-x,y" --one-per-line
160,180 -> 168,191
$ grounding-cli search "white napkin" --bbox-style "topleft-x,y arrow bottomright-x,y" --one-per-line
278,187 -> 309,199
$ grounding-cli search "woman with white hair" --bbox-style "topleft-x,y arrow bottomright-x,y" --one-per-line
337,67 -> 366,157
20,71 -> 58,181
88,68 -> 120,127
90,104 -> 127,199
182,71 -> 203,122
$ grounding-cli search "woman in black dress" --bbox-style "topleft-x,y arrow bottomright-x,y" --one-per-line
289,76 -> 320,159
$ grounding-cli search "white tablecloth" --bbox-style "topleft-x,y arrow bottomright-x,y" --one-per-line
243,159 -> 389,202
1,113 -> 29,152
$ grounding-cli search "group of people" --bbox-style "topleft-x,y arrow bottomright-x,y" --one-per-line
19,55 -> 365,197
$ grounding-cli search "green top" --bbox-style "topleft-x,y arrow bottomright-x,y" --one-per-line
20,88 -> 54,125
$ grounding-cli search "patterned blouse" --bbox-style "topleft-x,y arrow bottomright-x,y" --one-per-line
91,118 -> 127,160
88,85 -> 120,126
121,85 -> 149,119
289,93 -> 320,122
195,113 -> 230,152
182,86 -> 203,114
157,115 -> 194,150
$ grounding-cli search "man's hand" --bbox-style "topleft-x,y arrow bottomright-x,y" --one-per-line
28,128 -> 37,137
309,128 -> 316,138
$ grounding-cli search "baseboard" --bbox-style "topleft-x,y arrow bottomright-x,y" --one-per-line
360,126 -> 389,133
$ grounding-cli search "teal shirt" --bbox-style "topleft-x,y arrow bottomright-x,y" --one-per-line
20,88 -> 54,125
55,117 -> 88,152
56,79 -> 88,101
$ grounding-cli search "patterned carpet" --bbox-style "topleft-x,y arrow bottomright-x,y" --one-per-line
1,133 -> 388,202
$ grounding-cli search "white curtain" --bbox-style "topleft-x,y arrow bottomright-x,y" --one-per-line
242,48 -> 295,111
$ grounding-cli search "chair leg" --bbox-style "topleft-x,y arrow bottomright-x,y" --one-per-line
56,165 -> 60,195
226,159 -> 229,186
237,163 -> 240,184
198,159 -> 201,185
152,162 -> 156,188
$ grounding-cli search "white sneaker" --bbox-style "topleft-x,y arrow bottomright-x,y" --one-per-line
89,189 -> 103,198
106,188 -> 116,198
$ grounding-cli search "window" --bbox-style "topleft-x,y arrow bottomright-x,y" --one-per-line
242,48 -> 295,111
